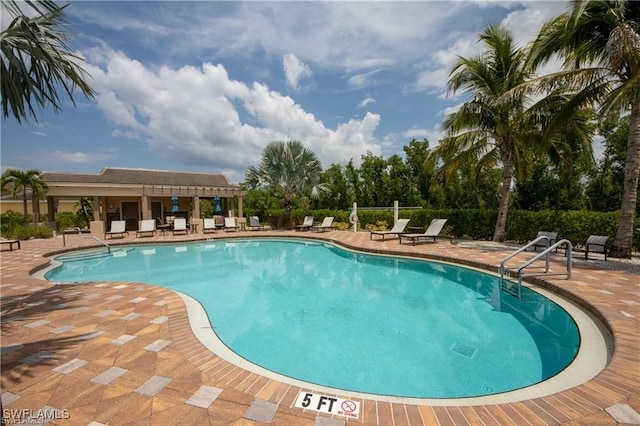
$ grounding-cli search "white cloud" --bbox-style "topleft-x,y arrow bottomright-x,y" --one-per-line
358,97 -> 376,109
112,129 -> 140,139
438,102 -> 465,118
282,54 -> 312,92
348,69 -> 384,89
43,150 -> 116,164
83,48 -> 383,180
402,125 -> 445,148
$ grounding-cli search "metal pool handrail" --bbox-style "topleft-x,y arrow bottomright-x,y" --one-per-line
62,227 -> 111,254
500,237 -> 573,299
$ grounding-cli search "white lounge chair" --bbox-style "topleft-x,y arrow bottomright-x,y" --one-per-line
203,218 -> 217,233
136,219 -> 156,237
224,217 -> 238,231
172,217 -> 188,235
312,217 -> 334,232
296,216 -> 314,231
370,218 -> 410,241
398,219 -> 448,245
105,220 -> 128,239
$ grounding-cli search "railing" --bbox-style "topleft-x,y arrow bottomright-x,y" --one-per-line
499,238 -> 573,299
62,227 -> 111,254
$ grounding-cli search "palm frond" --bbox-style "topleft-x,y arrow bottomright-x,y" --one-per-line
1,2 -> 95,123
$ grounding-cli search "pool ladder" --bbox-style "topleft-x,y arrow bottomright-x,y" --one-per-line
62,227 -> 111,255
499,236 -> 572,299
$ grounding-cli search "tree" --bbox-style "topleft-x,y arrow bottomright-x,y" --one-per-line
431,25 -> 537,241
358,152 -> 388,207
319,164 -> 349,210
244,141 -> 328,225
403,139 -> 432,205
586,115 -> 631,211
1,0 -> 94,123
1,169 -> 48,226
530,0 -> 640,257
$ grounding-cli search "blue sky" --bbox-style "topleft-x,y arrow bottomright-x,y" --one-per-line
1,1 -> 571,183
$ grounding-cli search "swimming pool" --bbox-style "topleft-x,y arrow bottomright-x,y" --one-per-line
45,238 -> 580,399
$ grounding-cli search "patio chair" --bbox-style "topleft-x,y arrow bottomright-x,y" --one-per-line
203,218 -> 217,233
370,218 -> 410,241
296,216 -> 314,231
104,220 -> 128,239
312,217 -> 334,232
584,235 -> 609,260
248,216 -> 269,231
136,219 -> 156,237
172,217 -> 188,235
398,219 -> 448,245
224,217 -> 238,231
532,231 -> 558,252
214,215 -> 225,228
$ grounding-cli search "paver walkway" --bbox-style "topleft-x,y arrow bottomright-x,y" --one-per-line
1,229 -> 639,425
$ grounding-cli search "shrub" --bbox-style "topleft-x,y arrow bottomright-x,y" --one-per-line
55,212 -> 78,232
3,224 -> 53,240
1,210 -> 24,237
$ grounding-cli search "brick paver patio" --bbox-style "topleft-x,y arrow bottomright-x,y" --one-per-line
1,229 -> 638,425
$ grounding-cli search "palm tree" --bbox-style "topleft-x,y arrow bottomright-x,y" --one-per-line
431,25 -> 537,242
245,141 -> 328,226
530,0 -> 639,258
1,0 -> 94,123
1,169 -> 48,226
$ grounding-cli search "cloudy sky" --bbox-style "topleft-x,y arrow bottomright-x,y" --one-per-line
1,1 -> 571,183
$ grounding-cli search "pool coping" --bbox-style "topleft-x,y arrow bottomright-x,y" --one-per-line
3,230 -> 640,425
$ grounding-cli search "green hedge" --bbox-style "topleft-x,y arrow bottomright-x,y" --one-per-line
267,208 -> 639,251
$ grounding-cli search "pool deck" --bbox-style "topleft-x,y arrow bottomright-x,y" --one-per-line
1,229 -> 639,425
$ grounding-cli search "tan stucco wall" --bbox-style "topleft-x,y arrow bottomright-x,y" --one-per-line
1,200 -> 77,216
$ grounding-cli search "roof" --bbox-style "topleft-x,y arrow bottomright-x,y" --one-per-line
42,167 -> 237,187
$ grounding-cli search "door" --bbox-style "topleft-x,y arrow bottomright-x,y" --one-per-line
151,201 -> 162,223
121,201 -> 140,231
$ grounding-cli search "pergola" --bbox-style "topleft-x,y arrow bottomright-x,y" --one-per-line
42,167 -> 246,233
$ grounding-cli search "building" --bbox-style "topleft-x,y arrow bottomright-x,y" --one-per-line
17,167 -> 245,234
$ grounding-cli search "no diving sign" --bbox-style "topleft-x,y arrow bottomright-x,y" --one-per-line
294,391 -> 360,419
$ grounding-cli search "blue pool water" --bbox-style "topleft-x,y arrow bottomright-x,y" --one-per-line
45,239 -> 580,398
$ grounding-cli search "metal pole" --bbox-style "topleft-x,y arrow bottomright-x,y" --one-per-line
394,200 -> 398,224
352,202 -> 358,232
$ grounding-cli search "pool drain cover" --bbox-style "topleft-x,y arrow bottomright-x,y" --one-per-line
450,342 -> 477,358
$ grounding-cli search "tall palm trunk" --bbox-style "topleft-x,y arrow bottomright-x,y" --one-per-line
32,192 -> 40,224
494,162 -> 513,242
22,186 -> 29,226
610,103 -> 640,258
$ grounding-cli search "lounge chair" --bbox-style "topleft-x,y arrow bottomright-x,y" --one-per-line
584,235 -> 609,260
532,231 -> 558,251
296,216 -> 314,231
136,219 -> 156,237
214,215 -> 225,228
203,218 -> 217,233
248,216 -> 269,231
172,218 -> 188,235
105,220 -> 128,239
370,218 -> 410,241
224,217 -> 238,231
312,217 -> 334,232
398,219 -> 448,245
